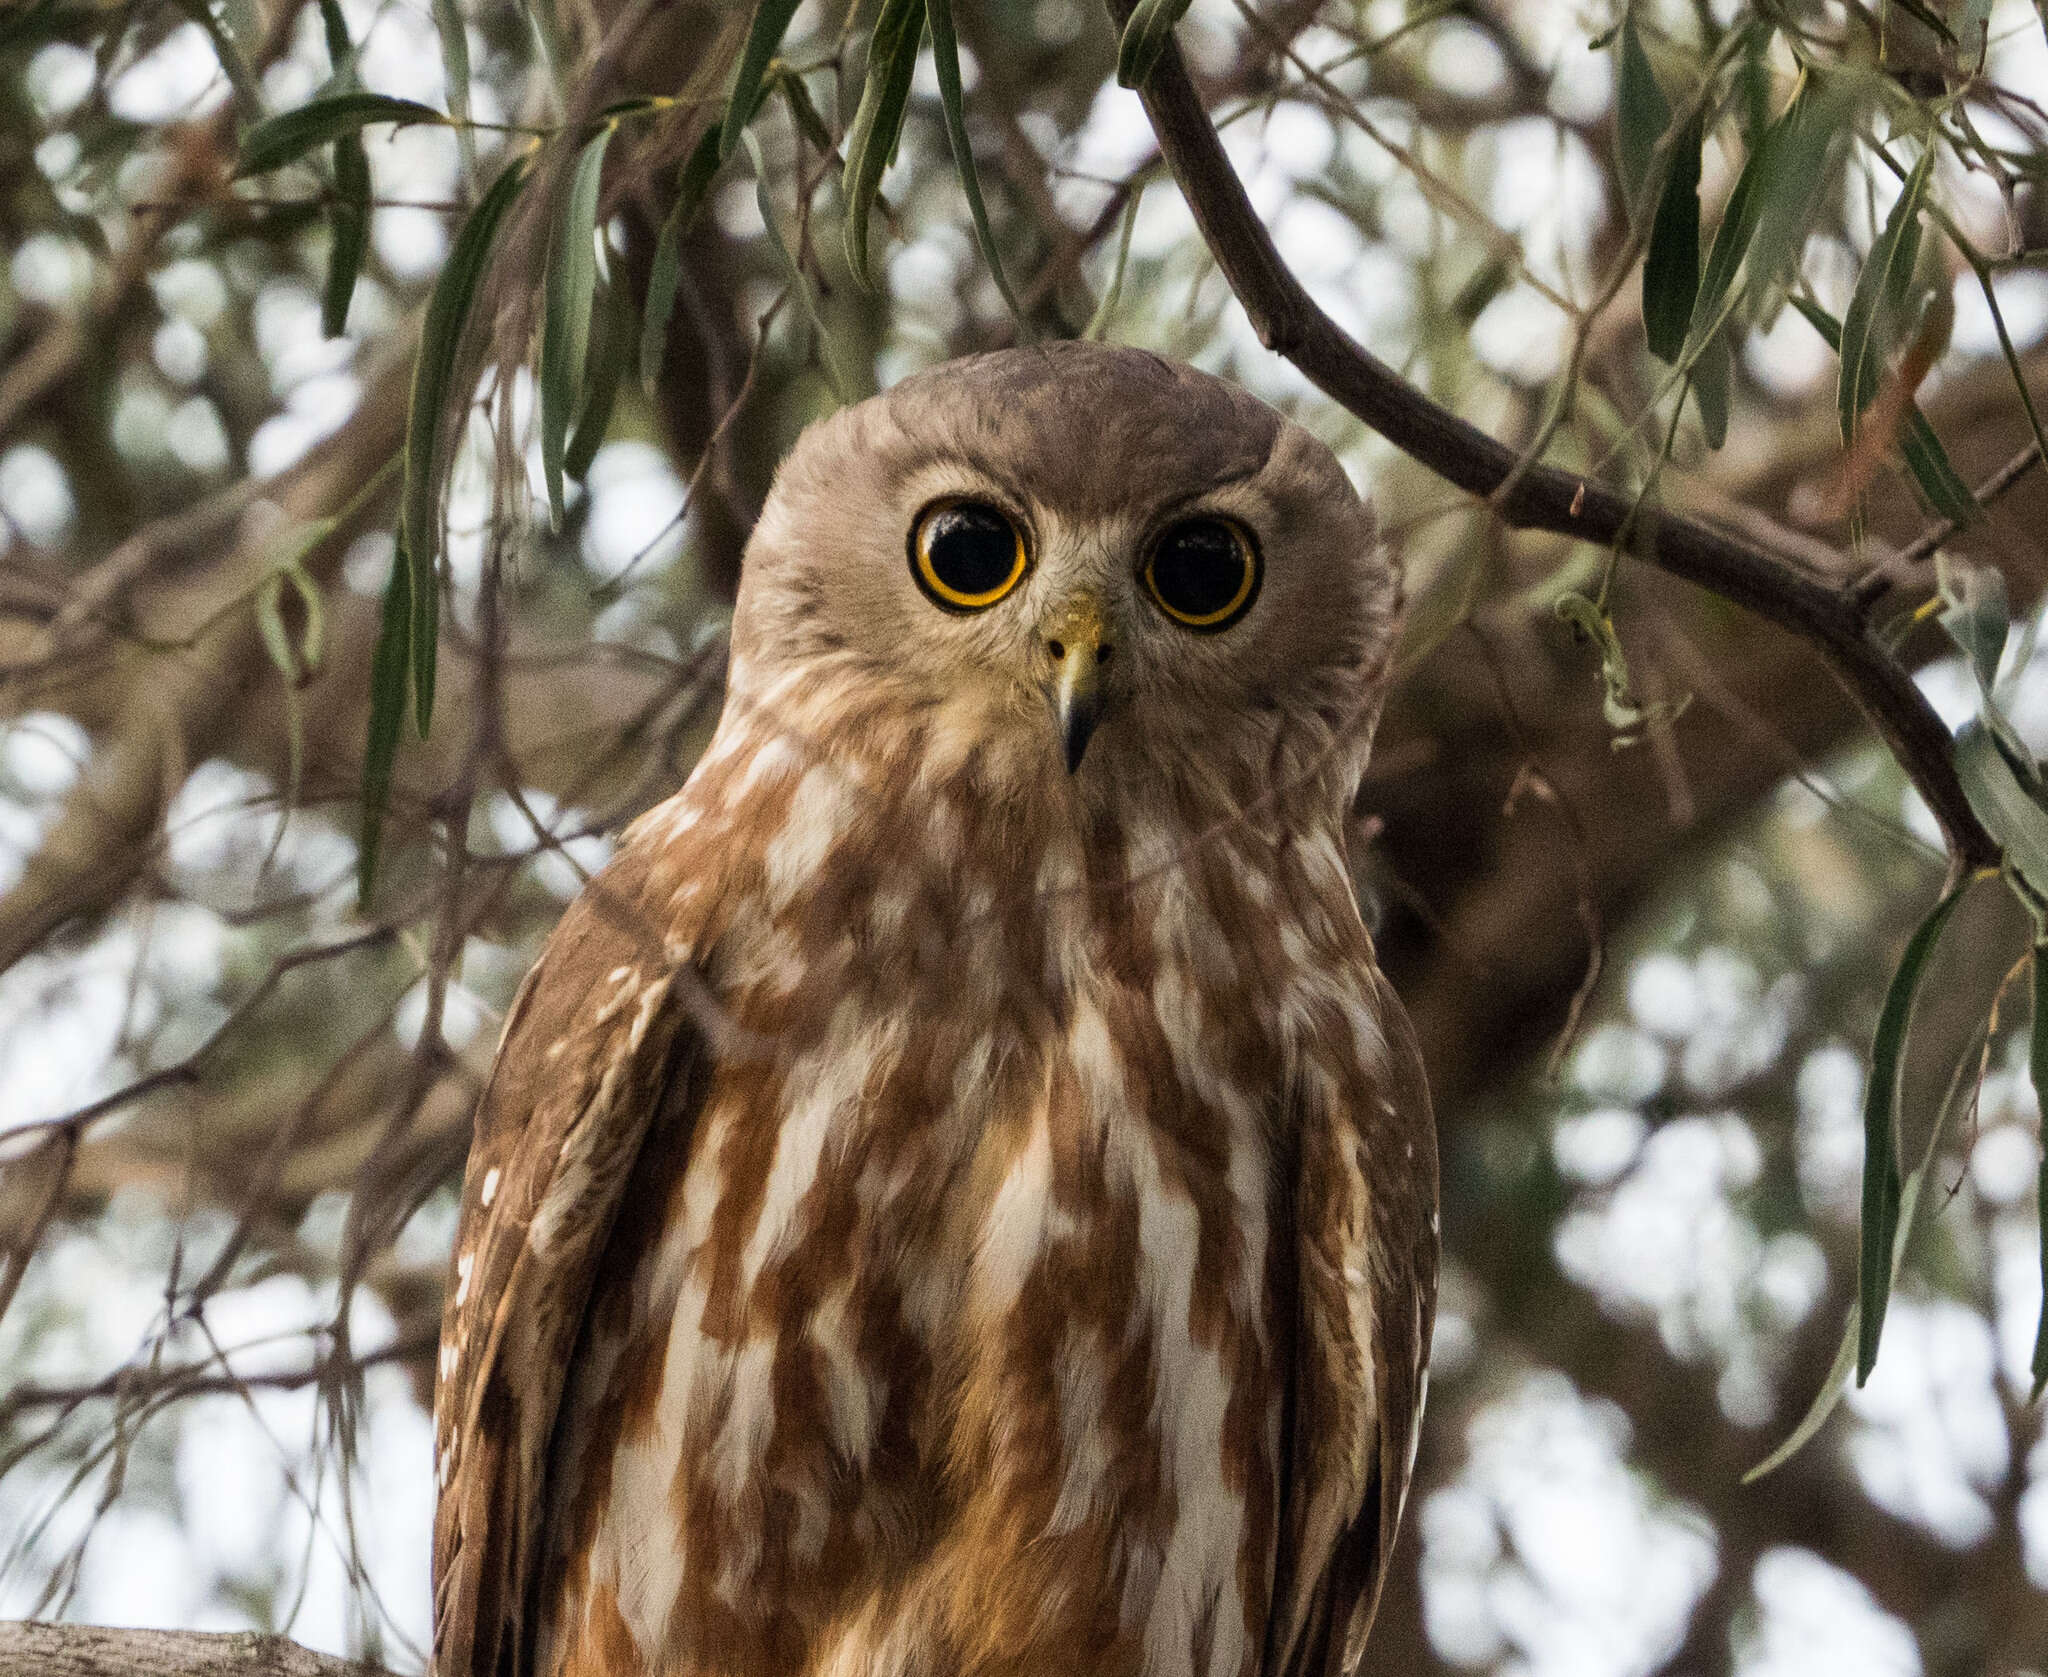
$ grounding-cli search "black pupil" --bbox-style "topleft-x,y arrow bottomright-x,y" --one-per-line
1153,521 -> 1245,618
925,504 -> 1016,597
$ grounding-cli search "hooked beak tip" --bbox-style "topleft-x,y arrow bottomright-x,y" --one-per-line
1059,688 -> 1101,774
1046,597 -> 1110,776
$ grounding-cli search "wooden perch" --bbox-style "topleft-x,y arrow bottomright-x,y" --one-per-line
0,1623 -> 393,1677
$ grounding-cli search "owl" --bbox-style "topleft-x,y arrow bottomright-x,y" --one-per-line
431,341 -> 1438,1677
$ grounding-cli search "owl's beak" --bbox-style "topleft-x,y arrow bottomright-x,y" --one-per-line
1044,596 -> 1110,774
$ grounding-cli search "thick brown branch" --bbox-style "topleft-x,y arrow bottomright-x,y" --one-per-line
1106,1 -> 1997,869
0,1624 -> 390,1677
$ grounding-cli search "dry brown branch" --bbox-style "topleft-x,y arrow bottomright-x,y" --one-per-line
1106,0 -> 1999,871
0,1622 -> 391,1677
0,347 -> 410,976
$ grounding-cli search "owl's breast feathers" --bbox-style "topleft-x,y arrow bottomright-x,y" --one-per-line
432,709 -> 1437,1677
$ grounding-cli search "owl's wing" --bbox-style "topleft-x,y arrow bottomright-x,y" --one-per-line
1266,961 -> 1439,1677
431,839 -> 713,1677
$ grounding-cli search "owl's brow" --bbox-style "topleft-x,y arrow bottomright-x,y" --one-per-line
914,453 -> 1036,522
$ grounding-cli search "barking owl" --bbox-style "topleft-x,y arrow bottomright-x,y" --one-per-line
431,342 -> 1438,1677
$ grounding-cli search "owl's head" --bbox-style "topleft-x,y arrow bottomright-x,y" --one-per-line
729,342 -> 1396,806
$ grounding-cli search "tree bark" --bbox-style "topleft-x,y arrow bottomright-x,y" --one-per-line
0,1623 -> 391,1677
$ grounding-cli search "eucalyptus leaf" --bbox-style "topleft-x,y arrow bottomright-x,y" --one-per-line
1954,725 -> 2048,904
1084,180 -> 1146,341
323,132 -> 370,337
745,132 -> 852,403
1644,108 -> 1702,362
235,92 -> 449,178
842,0 -> 924,291
315,0 -> 370,339
1856,880 -> 1971,1382
1791,295 -> 1978,525
1751,1000 -> 1965,1477
1744,79 -> 1845,325
1840,148 -> 1933,448
722,0 -> 803,159
1745,1303 -> 1859,1481
2033,950 -> 2048,1401
1902,409 -> 1982,526
1693,329 -> 1730,448
566,286 -> 628,484
1686,103 -> 1776,352
928,0 -> 1027,329
1615,17 -> 1671,220
1117,0 -> 1196,88
399,151 -> 532,735
358,544 -> 413,905
1936,555 -> 2011,701
640,125 -> 725,395
431,0 -> 477,179
540,126 -> 613,530
317,0 -> 352,74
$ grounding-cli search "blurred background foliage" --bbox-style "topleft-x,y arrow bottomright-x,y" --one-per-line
1,0 -> 2047,1671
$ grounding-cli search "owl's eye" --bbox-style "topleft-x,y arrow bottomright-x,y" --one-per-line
910,500 -> 1029,612
1142,516 -> 1260,632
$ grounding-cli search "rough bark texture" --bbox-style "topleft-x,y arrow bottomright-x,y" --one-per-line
0,1624 -> 390,1677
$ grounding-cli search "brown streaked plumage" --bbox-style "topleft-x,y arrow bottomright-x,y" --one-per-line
432,342 -> 1438,1677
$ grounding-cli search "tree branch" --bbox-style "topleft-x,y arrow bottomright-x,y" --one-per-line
0,1624 -> 390,1677
1106,0 -> 1998,869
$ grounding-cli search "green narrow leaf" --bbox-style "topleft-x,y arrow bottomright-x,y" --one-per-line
1902,409 -> 1980,526
1745,80 -> 1846,325
1116,0 -> 1196,88
431,0 -> 476,179
324,133 -> 370,337
358,542 -> 413,905
842,0 -> 925,291
1954,726 -> 2048,903
1791,295 -> 1979,525
1614,17 -> 1671,220
256,570 -> 302,686
399,150 -> 532,736
1856,880 -> 1971,1383
2024,981 -> 2048,1407
235,92 -> 450,178
927,0 -> 1026,329
723,0 -> 804,159
1745,1304 -> 1860,1481
1839,148 -> 1933,446
640,125 -> 724,395
412,526 -> 439,736
1936,556 -> 2011,700
1687,111 -> 1773,349
746,132 -> 851,403
540,125 -> 613,530
565,287 -> 628,484
1693,329 -> 1730,448
777,70 -> 836,155
317,0 -> 352,70
1750,1047 -> 1961,1480
1643,108 -> 1703,363
316,0 -> 368,339
1084,179 -> 1147,341
281,562 -> 326,675
171,0 -> 262,114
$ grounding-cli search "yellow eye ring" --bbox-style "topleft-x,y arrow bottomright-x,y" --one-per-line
1142,516 -> 1260,632
910,500 -> 1029,612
